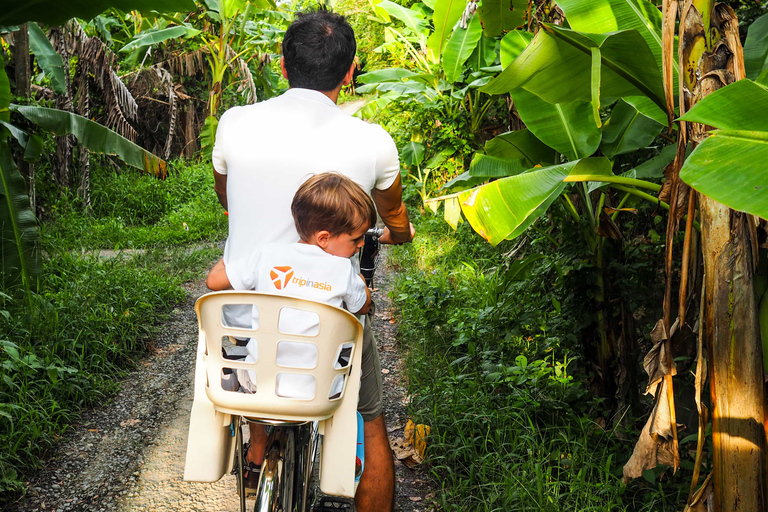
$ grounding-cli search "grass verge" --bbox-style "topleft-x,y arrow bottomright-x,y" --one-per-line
388,212 -> 688,511
0,159 -> 224,502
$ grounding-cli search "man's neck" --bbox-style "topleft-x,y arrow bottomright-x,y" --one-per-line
321,87 -> 343,104
288,86 -> 342,104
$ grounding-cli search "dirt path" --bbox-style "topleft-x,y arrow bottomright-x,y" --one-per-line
8,248 -> 433,511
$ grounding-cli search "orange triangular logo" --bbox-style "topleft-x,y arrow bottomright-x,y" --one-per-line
269,266 -> 294,290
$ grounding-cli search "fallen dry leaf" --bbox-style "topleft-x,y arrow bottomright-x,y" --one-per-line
381,368 -> 390,374
409,496 -> 423,502
405,419 -> 430,461
120,418 -> 141,427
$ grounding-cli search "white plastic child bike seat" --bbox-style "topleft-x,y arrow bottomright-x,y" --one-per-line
184,290 -> 364,498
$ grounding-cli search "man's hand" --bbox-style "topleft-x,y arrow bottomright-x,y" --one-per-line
379,223 -> 415,245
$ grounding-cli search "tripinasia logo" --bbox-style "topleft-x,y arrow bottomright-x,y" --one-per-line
269,266 -> 332,291
269,266 -> 294,290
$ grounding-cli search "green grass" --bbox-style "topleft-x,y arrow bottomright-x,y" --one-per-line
388,211 -> 688,512
0,159 -> 224,502
41,159 -> 227,250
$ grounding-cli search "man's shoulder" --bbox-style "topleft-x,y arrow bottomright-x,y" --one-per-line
220,97 -> 282,121
332,113 -> 394,143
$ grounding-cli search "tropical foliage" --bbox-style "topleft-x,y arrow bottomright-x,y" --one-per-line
1,0 -> 768,509
360,0 -> 768,509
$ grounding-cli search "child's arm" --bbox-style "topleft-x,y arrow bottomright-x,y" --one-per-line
206,259 -> 233,290
351,273 -> 372,315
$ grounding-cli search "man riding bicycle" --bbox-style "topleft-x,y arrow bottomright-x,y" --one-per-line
211,9 -> 414,512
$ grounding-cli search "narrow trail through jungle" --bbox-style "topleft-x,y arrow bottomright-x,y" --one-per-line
8,246 -> 434,512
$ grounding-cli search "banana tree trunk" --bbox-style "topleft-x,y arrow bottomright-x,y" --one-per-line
13,24 -> 35,213
13,24 -> 30,98
700,199 -> 767,511
680,1 -> 767,509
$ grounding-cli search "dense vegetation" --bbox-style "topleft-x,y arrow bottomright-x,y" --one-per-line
0,161 -> 224,499
387,203 -> 681,510
1,0 -> 768,509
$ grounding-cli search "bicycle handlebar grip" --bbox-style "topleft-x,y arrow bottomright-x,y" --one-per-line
360,230 -> 381,288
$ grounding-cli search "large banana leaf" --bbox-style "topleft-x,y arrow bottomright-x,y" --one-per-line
358,68 -> 419,84
0,61 -> 10,120
28,22 -> 66,95
678,79 -> 768,131
556,0 -> 677,84
744,12 -> 768,80
624,95 -> 668,126
457,157 -> 612,244
679,79 -> 768,219
468,33 -> 497,69
0,61 -> 39,293
120,25 -> 200,53
482,24 -> 666,113
468,153 -> 530,178
11,105 -> 167,178
442,15 -> 483,83
427,0 -> 466,61
0,137 -> 41,293
378,0 -> 428,36
600,99 -> 663,158
400,141 -> 426,167
484,128 -> 555,165
512,89 -> 601,161
0,0 -> 196,26
500,30 -> 533,68
478,0 -> 527,38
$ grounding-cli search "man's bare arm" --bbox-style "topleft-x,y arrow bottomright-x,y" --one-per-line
371,174 -> 414,244
213,168 -> 228,210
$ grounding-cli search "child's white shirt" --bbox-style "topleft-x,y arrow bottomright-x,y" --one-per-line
224,242 -> 368,398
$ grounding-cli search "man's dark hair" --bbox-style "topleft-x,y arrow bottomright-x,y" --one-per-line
282,9 -> 356,91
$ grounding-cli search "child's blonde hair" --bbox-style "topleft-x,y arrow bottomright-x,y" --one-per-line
291,172 -> 377,241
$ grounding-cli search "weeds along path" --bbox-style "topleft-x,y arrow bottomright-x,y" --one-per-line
9,247 -> 433,511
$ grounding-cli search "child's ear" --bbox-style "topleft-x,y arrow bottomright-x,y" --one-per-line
315,230 -> 331,248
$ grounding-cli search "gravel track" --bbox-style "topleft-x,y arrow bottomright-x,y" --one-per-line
8,248 -> 434,511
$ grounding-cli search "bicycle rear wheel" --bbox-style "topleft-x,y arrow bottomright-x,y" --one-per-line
234,417 -> 247,512
253,422 -> 316,512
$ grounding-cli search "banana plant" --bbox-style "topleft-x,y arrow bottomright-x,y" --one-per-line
678,78 -> 768,219
360,0 -> 503,133
195,0 -> 277,158
0,0 -> 195,26
0,58 -> 170,300
418,0 -> 679,404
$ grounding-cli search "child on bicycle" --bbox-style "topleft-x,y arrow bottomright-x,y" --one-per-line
206,171 -> 375,315
206,172 -> 379,486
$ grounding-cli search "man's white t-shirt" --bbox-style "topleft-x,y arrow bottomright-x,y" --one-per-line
212,88 -> 400,266
225,243 -> 368,398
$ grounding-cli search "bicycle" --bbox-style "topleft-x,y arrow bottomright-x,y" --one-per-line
184,228 -> 384,512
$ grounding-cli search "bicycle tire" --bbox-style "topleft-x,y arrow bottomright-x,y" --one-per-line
235,417 -> 247,512
253,423 -> 316,512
